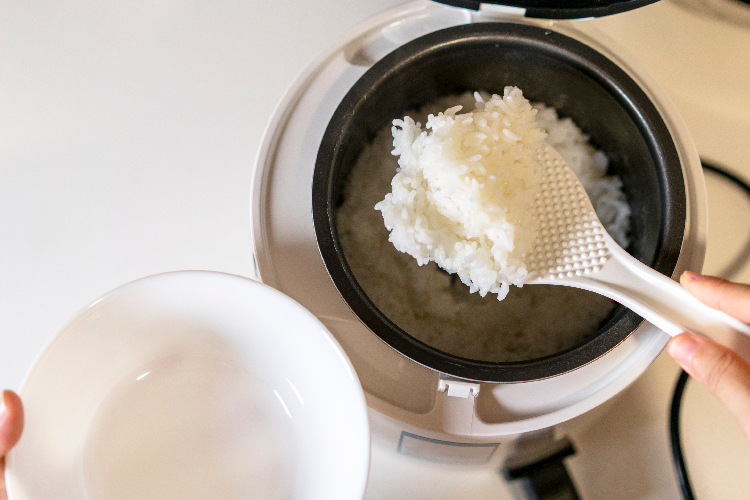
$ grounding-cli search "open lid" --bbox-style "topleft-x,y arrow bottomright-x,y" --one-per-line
433,0 -> 659,19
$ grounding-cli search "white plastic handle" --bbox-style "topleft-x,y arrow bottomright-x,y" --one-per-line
538,231 -> 750,364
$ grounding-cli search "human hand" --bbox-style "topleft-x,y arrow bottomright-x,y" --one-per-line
0,390 -> 24,500
668,271 -> 750,441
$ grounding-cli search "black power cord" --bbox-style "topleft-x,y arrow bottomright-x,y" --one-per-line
670,369 -> 695,500
700,161 -> 750,279
669,160 -> 750,500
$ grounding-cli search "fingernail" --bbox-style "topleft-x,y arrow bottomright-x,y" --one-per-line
681,270 -> 705,282
669,334 -> 700,368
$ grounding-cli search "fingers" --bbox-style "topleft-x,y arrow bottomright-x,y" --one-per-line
0,390 -> 24,457
669,332 -> 750,441
680,271 -> 750,324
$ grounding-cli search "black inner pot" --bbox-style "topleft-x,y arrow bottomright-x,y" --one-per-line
312,22 -> 686,382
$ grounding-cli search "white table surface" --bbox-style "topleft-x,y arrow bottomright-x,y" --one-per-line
0,0 -> 404,390
2,1 -> 750,499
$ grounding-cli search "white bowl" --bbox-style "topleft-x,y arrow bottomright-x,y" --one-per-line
6,271 -> 370,500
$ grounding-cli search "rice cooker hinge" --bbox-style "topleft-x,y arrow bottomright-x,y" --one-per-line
433,0 -> 527,17
432,0 -> 661,19
433,0 -> 481,10
438,378 -> 480,398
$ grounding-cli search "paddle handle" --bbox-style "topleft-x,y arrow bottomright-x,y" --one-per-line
537,232 -> 750,364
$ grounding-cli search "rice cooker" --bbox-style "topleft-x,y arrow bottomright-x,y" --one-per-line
250,0 -> 706,477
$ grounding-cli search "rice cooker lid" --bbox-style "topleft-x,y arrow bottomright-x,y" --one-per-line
433,0 -> 659,19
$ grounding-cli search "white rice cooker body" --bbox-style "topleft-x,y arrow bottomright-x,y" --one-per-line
250,1 -> 706,468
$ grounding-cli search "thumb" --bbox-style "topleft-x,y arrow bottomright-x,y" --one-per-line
0,390 -> 23,456
668,332 -> 750,441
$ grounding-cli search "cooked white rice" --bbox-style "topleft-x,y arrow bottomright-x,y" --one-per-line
375,88 -> 545,300
336,91 -> 631,362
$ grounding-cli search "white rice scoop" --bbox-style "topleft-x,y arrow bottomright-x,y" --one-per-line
529,145 -> 750,360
